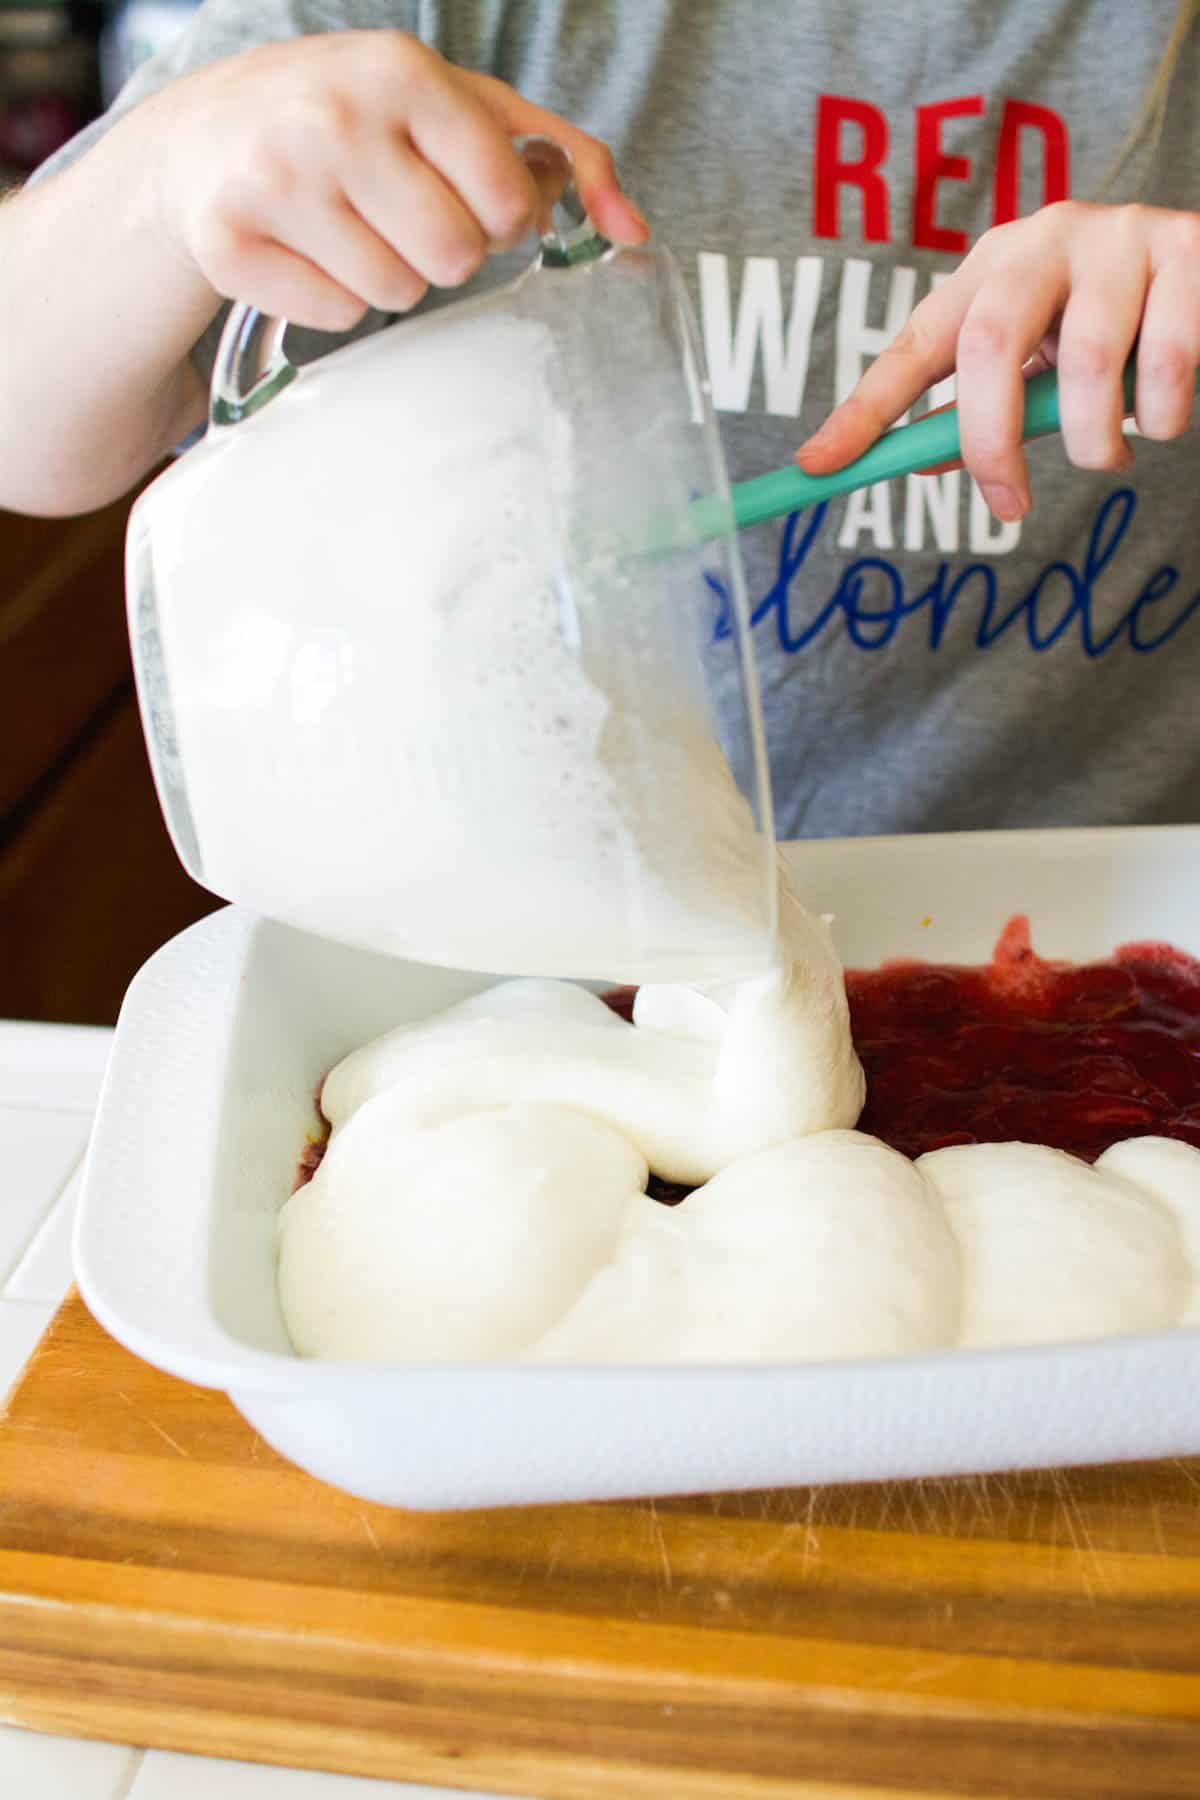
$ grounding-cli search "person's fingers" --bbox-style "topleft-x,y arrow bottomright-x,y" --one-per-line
400,65 -> 542,249
953,259 -> 1068,519
1022,342 -> 1058,378
342,137 -> 490,286
796,279 -> 966,472
1053,257 -> 1145,470
199,221 -> 377,330
913,359 -> 1055,476
464,69 -> 650,245
249,179 -> 432,312
1135,226 -> 1200,438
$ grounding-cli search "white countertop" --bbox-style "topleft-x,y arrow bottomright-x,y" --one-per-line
0,1021 -> 521,1800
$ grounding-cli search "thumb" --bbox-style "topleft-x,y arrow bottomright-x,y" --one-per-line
464,72 -> 650,246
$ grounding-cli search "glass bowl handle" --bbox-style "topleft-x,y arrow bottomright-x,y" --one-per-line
207,137 -> 610,431
209,306 -> 296,428
519,135 -> 612,268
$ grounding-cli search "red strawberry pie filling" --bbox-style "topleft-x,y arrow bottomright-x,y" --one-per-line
283,917 -> 1200,1364
604,916 -> 1200,1185
296,917 -> 1200,1197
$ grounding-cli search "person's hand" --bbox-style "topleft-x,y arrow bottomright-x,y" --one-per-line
796,200 -> 1200,521
144,30 -> 648,331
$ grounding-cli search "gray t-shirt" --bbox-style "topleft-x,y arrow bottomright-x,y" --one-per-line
41,0 -> 1200,837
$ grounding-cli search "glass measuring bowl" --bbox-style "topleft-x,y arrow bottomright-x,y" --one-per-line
126,141 -> 777,986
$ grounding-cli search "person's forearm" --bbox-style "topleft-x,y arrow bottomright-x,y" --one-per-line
0,32 -> 648,520
0,103 -> 216,517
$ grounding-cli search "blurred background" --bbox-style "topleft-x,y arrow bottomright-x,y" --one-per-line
0,0 -> 215,1027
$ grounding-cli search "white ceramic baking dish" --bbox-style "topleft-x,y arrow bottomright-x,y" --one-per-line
76,827 -> 1200,1509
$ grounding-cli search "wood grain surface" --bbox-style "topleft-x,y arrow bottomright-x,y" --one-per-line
1,1294 -> 1198,1799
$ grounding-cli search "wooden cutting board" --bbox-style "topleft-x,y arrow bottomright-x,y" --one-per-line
1,1294 -> 1199,1800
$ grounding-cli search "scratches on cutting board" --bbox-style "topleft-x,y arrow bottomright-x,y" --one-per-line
892,1652 -> 970,1692
647,1497 -> 674,1593
798,1487 -> 822,1573
114,1389 -> 190,1459
1046,1466 -> 1109,1602
1170,1457 -> 1200,1500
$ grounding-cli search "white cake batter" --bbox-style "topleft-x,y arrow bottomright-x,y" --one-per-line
277,876 -> 1200,1364
244,316 -> 1198,1368
530,1131 -> 962,1364
141,296 -> 776,985
280,1101 -> 645,1361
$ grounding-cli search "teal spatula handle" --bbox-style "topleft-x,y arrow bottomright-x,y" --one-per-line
692,360 -> 1150,541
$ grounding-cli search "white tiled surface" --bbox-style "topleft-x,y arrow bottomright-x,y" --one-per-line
0,1726 -> 140,1798
6,1163 -> 83,1303
0,1293 -> 57,1396
132,1753 -> 528,1799
0,1020 -> 115,1111
0,1021 -> 517,1800
0,1107 -> 90,1286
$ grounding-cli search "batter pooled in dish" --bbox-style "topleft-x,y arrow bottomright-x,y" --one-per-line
315,870 -> 865,1186
530,1132 -> 962,1364
277,888 -> 1200,1366
279,862 -> 867,1358
280,1103 -> 646,1363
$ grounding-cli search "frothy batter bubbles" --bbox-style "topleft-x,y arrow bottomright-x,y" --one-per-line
130,258 -> 775,986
